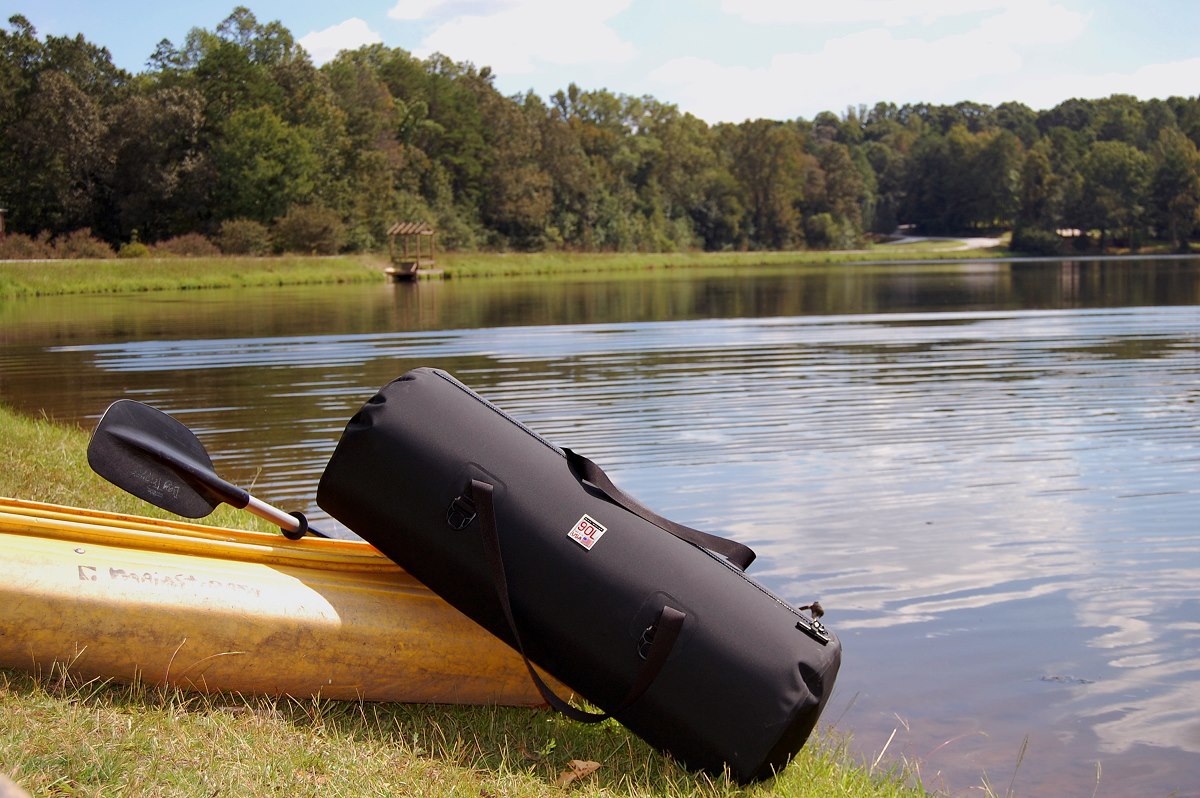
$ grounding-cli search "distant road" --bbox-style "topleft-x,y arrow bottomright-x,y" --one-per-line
881,235 -> 1002,250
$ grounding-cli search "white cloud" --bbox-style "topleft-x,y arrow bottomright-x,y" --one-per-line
387,0 -> 517,22
652,27 -> 1018,123
650,1 -> 1098,122
388,0 -> 448,21
299,18 -> 382,65
975,2 -> 1089,45
988,57 -> 1200,110
721,0 -> 1073,27
402,0 -> 635,74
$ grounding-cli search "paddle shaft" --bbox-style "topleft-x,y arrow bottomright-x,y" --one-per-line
246,495 -> 306,536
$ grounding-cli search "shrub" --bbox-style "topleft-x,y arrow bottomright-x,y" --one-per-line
52,228 -> 115,259
432,208 -> 479,251
0,231 -> 54,259
272,205 -> 345,255
1010,227 -> 1064,256
154,233 -> 221,257
117,235 -> 152,258
215,218 -> 272,256
341,223 -> 379,253
804,213 -> 842,249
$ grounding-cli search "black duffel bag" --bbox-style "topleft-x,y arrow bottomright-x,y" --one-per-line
317,368 -> 841,783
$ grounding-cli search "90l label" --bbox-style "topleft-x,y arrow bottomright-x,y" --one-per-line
567,514 -> 607,550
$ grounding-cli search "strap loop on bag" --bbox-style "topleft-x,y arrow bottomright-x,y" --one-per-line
562,448 -> 756,570
471,479 -> 685,723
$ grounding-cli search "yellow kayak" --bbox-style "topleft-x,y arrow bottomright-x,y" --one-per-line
0,497 -> 549,705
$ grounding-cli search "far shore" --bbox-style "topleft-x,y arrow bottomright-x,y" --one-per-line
3,240 -> 1193,299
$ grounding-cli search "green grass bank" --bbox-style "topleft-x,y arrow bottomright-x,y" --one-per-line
0,405 -> 930,798
0,243 -> 1008,297
433,244 -> 1005,279
0,255 -> 388,298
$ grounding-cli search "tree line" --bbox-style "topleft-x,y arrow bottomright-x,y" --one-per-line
2,7 -> 1199,256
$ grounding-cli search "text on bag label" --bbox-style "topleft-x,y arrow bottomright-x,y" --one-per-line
567,514 -> 607,550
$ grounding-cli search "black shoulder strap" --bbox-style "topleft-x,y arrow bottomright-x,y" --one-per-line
470,479 -> 685,723
561,448 -> 756,571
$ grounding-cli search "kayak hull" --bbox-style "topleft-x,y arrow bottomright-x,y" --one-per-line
0,497 -> 549,705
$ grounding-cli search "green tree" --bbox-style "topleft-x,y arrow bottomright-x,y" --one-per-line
973,129 -> 1023,228
805,141 -> 867,246
105,86 -> 211,241
547,85 -> 652,250
1039,126 -> 1088,237
690,167 -> 744,250
1080,139 -> 1150,248
902,123 -> 1020,233
904,130 -> 954,232
1017,138 -> 1056,230
213,106 -> 319,222
1149,127 -> 1200,251
1093,94 -> 1147,147
321,46 -> 429,249
1142,99 -> 1178,146
627,100 -> 719,250
0,16 -> 44,234
4,70 -> 104,234
1171,96 -> 1200,149
861,109 -> 915,233
994,101 -> 1039,148
0,15 -> 128,238
538,90 -> 596,246
412,55 -> 491,213
861,141 -> 902,232
40,32 -> 127,106
942,124 -> 983,230
0,16 -> 40,112
478,91 -> 552,249
1038,98 -> 1098,140
727,120 -> 811,249
672,115 -> 734,250
176,7 -> 305,122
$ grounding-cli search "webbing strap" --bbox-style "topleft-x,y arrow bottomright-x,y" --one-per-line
471,479 -> 685,723
562,448 -> 756,571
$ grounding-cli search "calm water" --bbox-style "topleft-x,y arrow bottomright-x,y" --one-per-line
2,259 -> 1199,796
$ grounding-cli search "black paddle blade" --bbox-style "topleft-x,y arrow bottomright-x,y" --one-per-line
88,400 -> 248,519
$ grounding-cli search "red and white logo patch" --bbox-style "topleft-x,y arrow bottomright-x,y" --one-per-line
567,514 -> 607,550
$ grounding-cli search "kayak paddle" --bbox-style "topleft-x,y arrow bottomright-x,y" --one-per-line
87,399 -> 329,539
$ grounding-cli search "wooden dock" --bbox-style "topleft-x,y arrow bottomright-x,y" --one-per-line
386,221 -> 436,281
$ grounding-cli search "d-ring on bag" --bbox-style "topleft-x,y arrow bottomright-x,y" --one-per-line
317,368 -> 840,783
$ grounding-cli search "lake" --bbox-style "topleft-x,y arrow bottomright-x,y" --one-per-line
2,258 -> 1198,796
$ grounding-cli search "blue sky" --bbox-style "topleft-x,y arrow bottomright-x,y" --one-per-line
11,0 -> 1200,123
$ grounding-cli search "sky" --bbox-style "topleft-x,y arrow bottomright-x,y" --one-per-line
10,0 -> 1200,124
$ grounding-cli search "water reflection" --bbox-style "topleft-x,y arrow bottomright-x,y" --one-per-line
2,259 -> 1199,796
4,259 -> 1199,346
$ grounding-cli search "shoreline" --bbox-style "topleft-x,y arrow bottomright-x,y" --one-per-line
5,243 -> 1181,298
3,242 -> 1192,299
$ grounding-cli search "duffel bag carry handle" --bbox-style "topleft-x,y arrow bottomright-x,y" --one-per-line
471,479 -> 686,723
562,448 -> 756,571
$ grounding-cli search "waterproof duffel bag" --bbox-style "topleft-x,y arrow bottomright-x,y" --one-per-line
316,368 -> 841,783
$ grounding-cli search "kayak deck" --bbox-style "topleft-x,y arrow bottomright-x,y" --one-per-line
0,497 -> 549,705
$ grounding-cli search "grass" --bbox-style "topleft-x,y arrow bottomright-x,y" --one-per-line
0,255 -> 388,299
0,242 -> 1010,297
0,404 -> 271,530
0,667 -> 929,798
0,404 -> 933,797
433,245 -> 1008,279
